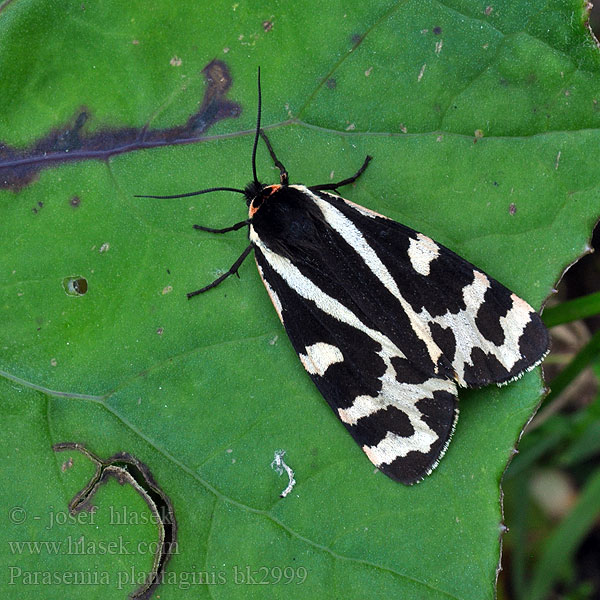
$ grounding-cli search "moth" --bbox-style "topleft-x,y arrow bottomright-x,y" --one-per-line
138,70 -> 549,484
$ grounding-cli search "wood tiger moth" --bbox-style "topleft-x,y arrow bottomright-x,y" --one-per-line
137,69 -> 549,485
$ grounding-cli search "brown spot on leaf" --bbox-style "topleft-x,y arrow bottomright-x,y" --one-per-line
70,195 -> 81,208
433,26 -> 442,35
262,20 -> 273,32
1,60 -> 241,192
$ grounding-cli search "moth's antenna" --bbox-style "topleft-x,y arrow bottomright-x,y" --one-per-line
250,67 -> 262,186
134,187 -> 245,200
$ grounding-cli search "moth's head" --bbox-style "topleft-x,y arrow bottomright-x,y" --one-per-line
245,183 -> 283,217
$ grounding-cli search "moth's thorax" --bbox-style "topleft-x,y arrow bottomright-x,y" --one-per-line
248,185 -> 327,259
247,184 -> 282,217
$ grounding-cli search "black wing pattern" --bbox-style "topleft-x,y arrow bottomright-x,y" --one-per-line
249,185 -> 548,484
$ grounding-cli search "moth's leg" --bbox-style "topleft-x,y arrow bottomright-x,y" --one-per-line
259,130 -> 289,186
309,155 -> 372,192
193,220 -> 250,234
187,243 -> 254,298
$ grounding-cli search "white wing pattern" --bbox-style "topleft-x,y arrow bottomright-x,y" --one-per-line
249,186 -> 548,484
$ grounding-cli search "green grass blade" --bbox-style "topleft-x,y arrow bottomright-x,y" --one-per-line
543,292 -> 600,328
526,467 -> 600,600
543,330 -> 600,407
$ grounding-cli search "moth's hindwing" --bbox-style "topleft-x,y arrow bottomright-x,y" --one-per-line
249,185 -> 548,484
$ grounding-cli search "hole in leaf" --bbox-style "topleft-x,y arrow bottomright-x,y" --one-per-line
63,276 -> 88,296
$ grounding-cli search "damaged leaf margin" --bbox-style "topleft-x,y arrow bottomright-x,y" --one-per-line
53,442 -> 177,600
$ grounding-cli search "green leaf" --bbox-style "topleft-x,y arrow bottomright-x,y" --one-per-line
1,1 -> 599,598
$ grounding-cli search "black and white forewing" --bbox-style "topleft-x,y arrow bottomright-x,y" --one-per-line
249,188 -> 462,483
253,243 -> 459,484
316,189 -> 549,388
248,184 -> 547,483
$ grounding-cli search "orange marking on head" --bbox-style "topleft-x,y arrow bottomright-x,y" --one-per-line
248,185 -> 282,217
266,184 -> 282,195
